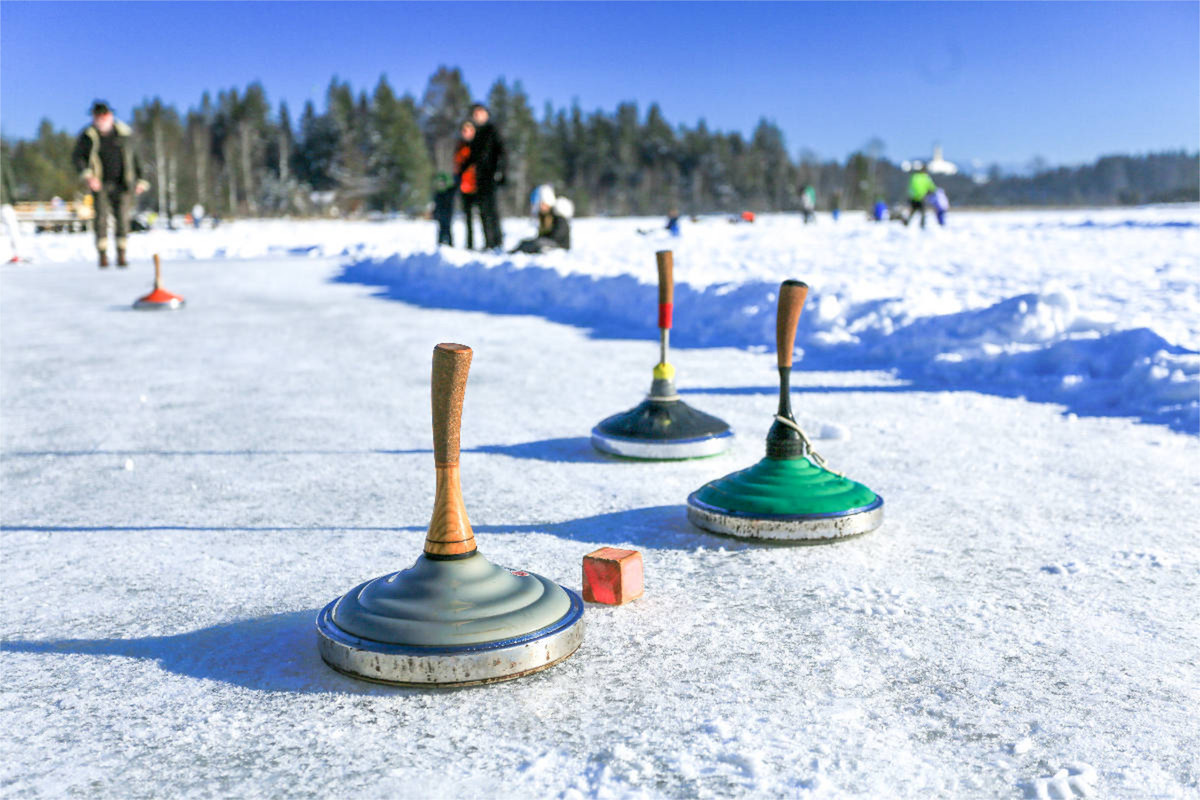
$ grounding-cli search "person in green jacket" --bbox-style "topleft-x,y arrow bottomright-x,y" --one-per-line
70,101 -> 149,267
906,162 -> 937,229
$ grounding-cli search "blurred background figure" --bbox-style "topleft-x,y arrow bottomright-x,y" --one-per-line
831,190 -> 842,222
465,103 -> 506,251
799,184 -> 816,224
905,162 -> 937,229
637,207 -> 681,237
872,197 -> 888,222
70,101 -> 148,267
431,172 -> 455,246
454,120 -> 479,249
931,187 -> 950,226
1,159 -> 22,261
511,184 -> 571,254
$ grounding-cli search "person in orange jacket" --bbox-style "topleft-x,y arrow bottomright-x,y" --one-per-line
453,121 -> 480,249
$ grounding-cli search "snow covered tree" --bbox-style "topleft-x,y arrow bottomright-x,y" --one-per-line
369,76 -> 432,212
420,66 -> 472,174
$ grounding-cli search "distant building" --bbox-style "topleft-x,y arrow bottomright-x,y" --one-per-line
902,145 -> 959,176
926,145 -> 958,175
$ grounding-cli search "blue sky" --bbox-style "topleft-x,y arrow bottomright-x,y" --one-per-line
1,1 -> 1196,166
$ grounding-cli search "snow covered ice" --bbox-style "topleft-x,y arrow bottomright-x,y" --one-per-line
1,207 -> 1198,798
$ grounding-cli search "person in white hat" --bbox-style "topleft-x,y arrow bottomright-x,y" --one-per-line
510,184 -> 572,254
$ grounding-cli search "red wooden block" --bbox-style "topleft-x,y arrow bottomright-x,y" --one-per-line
582,547 -> 644,605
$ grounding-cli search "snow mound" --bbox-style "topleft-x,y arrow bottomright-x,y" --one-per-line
338,252 -> 1199,432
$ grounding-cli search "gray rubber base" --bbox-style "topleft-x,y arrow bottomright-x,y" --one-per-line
686,494 -> 884,542
316,589 -> 585,687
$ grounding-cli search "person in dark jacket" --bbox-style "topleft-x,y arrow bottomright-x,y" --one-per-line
432,172 -> 455,246
462,103 -> 506,250
71,101 -> 149,267
453,121 -> 479,249
511,184 -> 571,254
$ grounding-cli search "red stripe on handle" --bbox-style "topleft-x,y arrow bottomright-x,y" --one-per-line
658,303 -> 673,330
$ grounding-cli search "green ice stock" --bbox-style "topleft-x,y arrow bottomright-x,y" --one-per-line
693,456 -> 879,516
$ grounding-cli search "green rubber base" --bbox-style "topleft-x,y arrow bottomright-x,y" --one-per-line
687,455 -> 883,540
692,456 -> 879,517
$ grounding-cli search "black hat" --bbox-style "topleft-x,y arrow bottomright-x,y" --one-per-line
90,100 -> 112,116
470,102 -> 488,114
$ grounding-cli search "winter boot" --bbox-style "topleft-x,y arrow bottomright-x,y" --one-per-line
117,249 -> 128,268
98,250 -> 109,268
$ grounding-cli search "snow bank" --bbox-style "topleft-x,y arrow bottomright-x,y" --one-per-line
339,253 -> 1199,432
6,206 -> 1197,431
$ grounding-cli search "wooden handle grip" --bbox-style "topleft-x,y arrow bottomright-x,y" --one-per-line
153,253 -> 162,288
776,280 -> 809,368
656,251 -> 674,306
431,343 -> 472,465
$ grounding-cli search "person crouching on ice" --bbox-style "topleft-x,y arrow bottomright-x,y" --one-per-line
510,184 -> 572,254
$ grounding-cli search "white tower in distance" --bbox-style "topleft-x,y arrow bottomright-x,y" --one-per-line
927,144 -> 958,175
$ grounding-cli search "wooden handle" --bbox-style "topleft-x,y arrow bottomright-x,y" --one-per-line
431,343 -> 472,466
656,251 -> 674,305
425,465 -> 476,557
153,253 -> 162,288
656,251 -> 674,329
776,280 -> 809,368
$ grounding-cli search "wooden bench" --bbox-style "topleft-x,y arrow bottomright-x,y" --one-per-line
13,200 -> 94,233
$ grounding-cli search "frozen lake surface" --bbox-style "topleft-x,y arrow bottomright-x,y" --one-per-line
2,208 -> 1197,798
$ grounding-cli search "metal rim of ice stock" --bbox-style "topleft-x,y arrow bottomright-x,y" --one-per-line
315,588 -> 586,687
133,298 -> 184,310
685,493 -> 884,541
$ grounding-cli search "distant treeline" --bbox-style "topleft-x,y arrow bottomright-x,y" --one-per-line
2,67 -> 1197,216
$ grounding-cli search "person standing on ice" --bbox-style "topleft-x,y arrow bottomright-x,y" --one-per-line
905,162 -> 937,229
931,187 -> 949,226
454,121 -> 480,249
1,158 -> 23,262
71,101 -> 149,268
510,184 -> 571,254
431,172 -> 456,246
799,184 -> 817,224
462,103 -> 506,251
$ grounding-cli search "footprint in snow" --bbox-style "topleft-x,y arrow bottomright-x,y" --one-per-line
1040,562 -> 1083,576
832,584 -> 921,618
1112,550 -> 1172,569
1025,762 -> 1096,799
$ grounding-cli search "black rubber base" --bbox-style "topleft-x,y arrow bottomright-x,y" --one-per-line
594,397 -> 731,442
